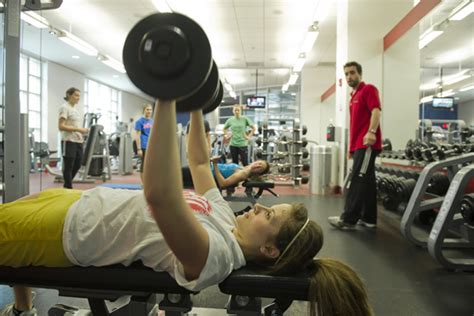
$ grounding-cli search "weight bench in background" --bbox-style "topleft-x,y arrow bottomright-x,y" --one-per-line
0,263 -> 311,315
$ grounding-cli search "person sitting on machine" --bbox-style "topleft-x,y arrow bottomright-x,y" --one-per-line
0,101 -> 373,316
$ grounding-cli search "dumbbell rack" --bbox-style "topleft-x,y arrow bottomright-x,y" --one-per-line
257,118 -> 309,186
428,164 -> 474,271
400,153 -> 474,247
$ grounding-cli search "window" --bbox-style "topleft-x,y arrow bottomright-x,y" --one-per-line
84,79 -> 122,134
19,55 -> 44,143
219,87 -> 300,126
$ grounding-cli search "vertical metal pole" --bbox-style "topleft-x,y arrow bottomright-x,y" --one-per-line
4,0 -> 25,202
20,114 -> 30,196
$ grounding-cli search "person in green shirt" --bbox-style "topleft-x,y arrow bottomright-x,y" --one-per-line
223,105 -> 256,166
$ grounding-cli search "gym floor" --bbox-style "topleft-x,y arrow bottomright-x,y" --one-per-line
1,172 -> 473,315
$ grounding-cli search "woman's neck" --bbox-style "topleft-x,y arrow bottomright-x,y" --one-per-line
232,229 -> 259,261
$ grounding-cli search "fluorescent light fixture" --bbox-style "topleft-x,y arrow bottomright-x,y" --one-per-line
301,24 -> 319,54
151,0 -> 172,13
420,95 -> 433,103
460,85 -> 474,92
419,25 -> 443,49
21,11 -> 49,29
289,73 -> 299,85
229,91 -> 237,99
442,69 -> 471,85
449,0 -> 474,21
224,80 -> 233,92
282,83 -> 289,93
101,55 -> 126,73
313,0 -> 332,22
72,55 -> 80,59
293,54 -> 306,72
444,74 -> 470,85
420,82 -> 439,91
57,31 -> 98,56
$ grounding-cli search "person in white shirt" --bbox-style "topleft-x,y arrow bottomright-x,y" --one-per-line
58,87 -> 89,189
0,100 -> 373,316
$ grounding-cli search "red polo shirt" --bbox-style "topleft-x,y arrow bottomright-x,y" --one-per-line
349,82 -> 382,152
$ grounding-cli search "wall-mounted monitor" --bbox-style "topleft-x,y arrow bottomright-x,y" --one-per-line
246,96 -> 266,108
432,97 -> 454,109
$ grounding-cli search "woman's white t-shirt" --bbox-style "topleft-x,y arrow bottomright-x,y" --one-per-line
62,187 -> 246,291
58,103 -> 84,143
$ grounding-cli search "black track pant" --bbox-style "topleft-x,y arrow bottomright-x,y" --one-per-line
341,147 -> 379,225
230,145 -> 248,166
62,141 -> 83,189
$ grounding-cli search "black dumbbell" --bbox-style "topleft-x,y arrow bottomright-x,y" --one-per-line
382,195 -> 401,212
382,138 -> 392,151
302,125 -> 307,135
123,13 -> 222,111
395,178 -> 417,201
436,144 -> 465,160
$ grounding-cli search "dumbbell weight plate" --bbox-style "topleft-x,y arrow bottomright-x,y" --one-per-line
203,80 -> 224,114
177,61 -> 219,112
123,13 -> 212,101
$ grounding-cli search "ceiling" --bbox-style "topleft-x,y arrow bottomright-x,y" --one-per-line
419,0 -> 474,103
7,0 -> 474,102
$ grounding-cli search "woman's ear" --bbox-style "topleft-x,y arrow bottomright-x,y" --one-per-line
260,244 -> 280,259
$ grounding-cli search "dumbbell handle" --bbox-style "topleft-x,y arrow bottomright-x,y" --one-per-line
436,144 -> 464,160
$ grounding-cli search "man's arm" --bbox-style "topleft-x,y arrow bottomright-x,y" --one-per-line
363,108 -> 381,146
144,103 -> 209,281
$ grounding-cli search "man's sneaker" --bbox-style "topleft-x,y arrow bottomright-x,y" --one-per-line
357,219 -> 377,228
0,304 -> 37,316
328,216 -> 356,230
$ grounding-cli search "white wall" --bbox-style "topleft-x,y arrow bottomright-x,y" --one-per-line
46,61 -> 152,151
382,28 -> 420,150
300,65 -> 337,145
458,99 -> 474,128
122,92 -> 153,131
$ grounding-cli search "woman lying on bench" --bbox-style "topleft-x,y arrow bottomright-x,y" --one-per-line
181,158 -> 270,189
0,101 -> 373,316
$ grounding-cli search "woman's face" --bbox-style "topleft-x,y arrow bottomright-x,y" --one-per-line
250,160 -> 268,175
234,203 -> 291,254
69,91 -> 81,105
144,106 -> 153,118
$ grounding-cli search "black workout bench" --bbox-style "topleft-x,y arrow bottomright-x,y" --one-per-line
224,181 -> 278,204
0,263 -> 311,315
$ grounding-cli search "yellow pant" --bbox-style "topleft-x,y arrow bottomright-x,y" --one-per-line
0,188 -> 82,267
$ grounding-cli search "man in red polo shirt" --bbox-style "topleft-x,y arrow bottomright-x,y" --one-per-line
329,61 -> 382,230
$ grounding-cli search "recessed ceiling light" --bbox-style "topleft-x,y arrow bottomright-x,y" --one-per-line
113,75 -> 119,78
72,55 -> 80,59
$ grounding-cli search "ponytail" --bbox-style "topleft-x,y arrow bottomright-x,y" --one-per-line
308,259 -> 373,316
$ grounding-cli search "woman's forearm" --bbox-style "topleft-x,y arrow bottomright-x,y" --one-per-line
188,111 -> 210,166
143,101 -> 183,205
